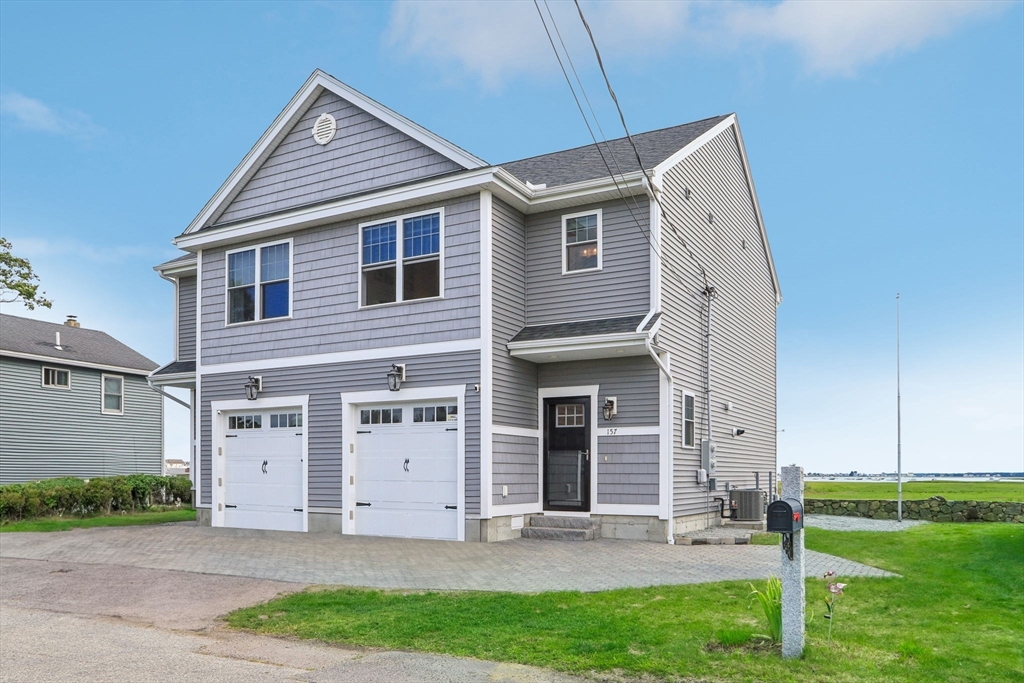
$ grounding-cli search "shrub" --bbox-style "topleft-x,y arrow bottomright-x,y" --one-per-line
749,575 -> 783,643
0,475 -> 192,522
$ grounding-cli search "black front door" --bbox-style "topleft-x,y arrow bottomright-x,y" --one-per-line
543,397 -> 590,511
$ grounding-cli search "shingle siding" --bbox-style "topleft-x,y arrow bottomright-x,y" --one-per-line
0,357 -> 163,484
200,195 -> 480,366
597,434 -> 659,505
526,197 -> 651,325
214,90 -> 465,226
538,356 -> 659,427
657,127 -> 777,518
198,351 -> 481,514
177,276 -> 197,361
491,433 -> 539,506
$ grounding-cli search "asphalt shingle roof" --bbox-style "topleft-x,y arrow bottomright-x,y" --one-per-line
499,116 -> 729,187
153,360 -> 196,376
0,314 -> 158,374
155,253 -> 197,270
510,314 -> 655,343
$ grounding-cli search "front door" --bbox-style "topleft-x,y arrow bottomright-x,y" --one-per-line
543,397 -> 591,511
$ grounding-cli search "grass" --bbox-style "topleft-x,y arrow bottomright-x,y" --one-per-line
803,480 -> 1024,503
227,523 -> 1023,683
0,508 -> 196,532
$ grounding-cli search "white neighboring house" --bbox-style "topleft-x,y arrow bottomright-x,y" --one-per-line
151,70 -> 780,542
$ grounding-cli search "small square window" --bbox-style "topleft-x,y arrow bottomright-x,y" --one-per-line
42,367 -> 70,388
555,404 -> 585,427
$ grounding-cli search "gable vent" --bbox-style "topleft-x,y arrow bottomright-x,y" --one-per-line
312,113 -> 337,146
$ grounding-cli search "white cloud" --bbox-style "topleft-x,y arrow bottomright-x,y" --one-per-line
0,92 -> 105,140
385,0 -> 1006,87
9,237 -> 164,265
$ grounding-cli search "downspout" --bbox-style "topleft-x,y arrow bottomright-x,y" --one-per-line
644,334 -> 674,544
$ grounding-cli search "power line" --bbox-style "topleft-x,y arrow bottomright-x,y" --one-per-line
572,0 -> 711,291
532,0 -> 660,259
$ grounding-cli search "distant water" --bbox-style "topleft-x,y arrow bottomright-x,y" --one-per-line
806,476 -> 1023,483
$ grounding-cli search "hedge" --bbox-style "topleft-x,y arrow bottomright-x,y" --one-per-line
0,475 -> 192,523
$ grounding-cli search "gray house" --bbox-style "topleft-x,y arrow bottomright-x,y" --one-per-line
0,314 -> 163,484
151,70 -> 779,542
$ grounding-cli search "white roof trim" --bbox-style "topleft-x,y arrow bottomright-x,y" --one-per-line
182,69 -> 487,236
1,350 -> 154,376
507,331 -> 652,363
652,114 -> 782,305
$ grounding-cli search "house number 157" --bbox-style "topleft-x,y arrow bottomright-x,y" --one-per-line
604,428 -> 618,436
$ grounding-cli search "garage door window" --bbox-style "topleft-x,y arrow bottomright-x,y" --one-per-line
228,414 -> 262,430
413,404 -> 458,423
360,407 -> 403,425
270,413 -> 302,428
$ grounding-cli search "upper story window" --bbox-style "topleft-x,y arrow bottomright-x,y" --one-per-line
227,241 -> 291,325
682,392 -> 695,448
562,209 -> 602,274
360,210 -> 443,307
42,367 -> 70,389
102,374 -> 123,415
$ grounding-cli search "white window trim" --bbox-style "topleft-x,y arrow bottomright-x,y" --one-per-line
357,207 -> 446,309
101,373 -> 125,415
223,237 -> 294,327
682,389 -> 696,449
561,208 -> 603,276
41,366 -> 71,390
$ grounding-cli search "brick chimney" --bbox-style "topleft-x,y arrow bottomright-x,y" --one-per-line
64,315 -> 80,328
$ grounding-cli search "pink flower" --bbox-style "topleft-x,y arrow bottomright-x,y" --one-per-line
823,570 -> 836,579
828,582 -> 847,595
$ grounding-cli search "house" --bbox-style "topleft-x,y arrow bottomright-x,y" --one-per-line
150,70 -> 779,542
0,314 -> 163,484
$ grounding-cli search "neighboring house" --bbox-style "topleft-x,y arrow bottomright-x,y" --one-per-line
0,314 -> 162,484
151,70 -> 779,542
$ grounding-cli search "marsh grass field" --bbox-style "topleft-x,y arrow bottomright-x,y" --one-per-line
803,480 -> 1023,503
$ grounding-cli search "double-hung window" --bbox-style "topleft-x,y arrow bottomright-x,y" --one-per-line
227,241 -> 291,324
102,374 -> 123,415
562,209 -> 602,274
42,367 -> 70,388
682,392 -> 695,448
361,210 -> 442,306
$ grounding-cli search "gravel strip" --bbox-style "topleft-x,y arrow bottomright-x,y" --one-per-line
805,515 -> 929,532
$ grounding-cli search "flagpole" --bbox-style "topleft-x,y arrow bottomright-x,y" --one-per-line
897,293 -> 902,523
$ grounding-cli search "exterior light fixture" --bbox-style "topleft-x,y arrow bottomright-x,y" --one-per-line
244,376 -> 262,401
603,397 -> 617,421
387,364 -> 406,392
731,427 -> 746,437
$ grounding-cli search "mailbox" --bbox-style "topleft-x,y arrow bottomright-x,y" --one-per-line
766,498 -> 804,533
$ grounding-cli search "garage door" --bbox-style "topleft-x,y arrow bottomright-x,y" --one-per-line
223,410 -> 304,532
355,401 -> 458,540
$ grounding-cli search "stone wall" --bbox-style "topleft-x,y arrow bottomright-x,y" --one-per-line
805,497 -> 1023,523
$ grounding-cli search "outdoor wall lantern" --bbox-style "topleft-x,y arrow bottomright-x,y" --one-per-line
731,427 -> 746,437
244,375 -> 262,401
603,397 -> 618,421
387,364 -> 406,392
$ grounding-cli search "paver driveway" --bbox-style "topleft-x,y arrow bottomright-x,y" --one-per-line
0,523 -> 893,590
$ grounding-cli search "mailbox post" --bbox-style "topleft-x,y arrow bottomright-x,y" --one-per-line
776,466 -> 805,659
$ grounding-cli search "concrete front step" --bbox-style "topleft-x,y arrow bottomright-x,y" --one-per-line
528,515 -> 600,530
520,526 -> 596,541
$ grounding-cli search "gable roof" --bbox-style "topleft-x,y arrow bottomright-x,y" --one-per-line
0,314 -> 157,375
183,69 -> 487,236
499,115 -> 729,188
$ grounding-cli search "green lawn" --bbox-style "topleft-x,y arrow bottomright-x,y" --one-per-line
227,523 -> 1023,683
804,480 -> 1024,503
0,508 -> 196,532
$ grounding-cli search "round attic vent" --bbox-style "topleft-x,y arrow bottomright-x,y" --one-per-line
312,113 -> 337,146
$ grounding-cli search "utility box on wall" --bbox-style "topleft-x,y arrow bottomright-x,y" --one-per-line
700,439 -> 717,475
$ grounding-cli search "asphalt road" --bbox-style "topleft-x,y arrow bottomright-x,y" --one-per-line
0,557 -> 585,683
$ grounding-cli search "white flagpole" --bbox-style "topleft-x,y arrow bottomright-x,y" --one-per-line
897,293 -> 903,523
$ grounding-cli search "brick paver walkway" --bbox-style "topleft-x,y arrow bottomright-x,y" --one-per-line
0,525 -> 894,591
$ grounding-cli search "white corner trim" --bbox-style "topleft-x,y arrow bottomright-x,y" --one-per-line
479,190 -> 494,520
340,384 -> 467,542
199,337 -> 481,376
659,368 -> 673,524
194,250 -> 203,501
210,394 -> 310,533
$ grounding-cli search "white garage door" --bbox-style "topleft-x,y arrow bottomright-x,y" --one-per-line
223,410 -> 304,532
355,402 -> 459,541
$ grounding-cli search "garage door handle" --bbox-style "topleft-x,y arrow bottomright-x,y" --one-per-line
446,428 -> 458,432
356,502 -> 371,507
226,435 -> 238,438
445,505 -> 457,510
225,504 -> 237,509
293,508 -> 303,512
357,430 -> 371,434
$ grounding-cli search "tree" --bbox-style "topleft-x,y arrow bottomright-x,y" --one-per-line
0,237 -> 52,310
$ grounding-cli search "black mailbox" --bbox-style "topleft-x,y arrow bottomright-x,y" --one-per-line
766,498 -> 804,533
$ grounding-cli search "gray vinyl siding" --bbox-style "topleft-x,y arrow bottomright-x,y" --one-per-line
200,195 -> 480,366
0,357 -> 163,484
491,433 -> 539,506
657,127 -> 777,518
198,351 -> 481,514
177,276 -> 197,361
491,197 -> 537,428
538,356 -> 659,427
214,90 -> 464,226
597,434 -> 659,505
525,197 -> 651,325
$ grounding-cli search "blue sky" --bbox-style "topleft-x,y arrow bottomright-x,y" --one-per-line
2,1 -> 1021,472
